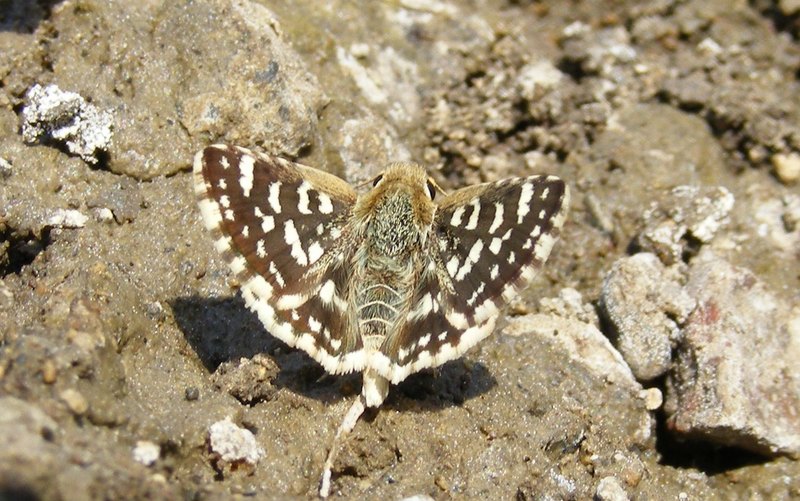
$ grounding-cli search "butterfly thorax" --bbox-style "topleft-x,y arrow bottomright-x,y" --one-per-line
367,192 -> 418,257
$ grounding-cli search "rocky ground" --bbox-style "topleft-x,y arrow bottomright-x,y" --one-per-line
1,0 -> 799,499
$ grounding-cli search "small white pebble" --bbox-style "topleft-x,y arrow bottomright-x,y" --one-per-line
47,209 -> 88,228
772,152 -> 800,184
208,418 -> 265,464
697,37 -> 723,57
349,43 -> 370,58
95,207 -> 115,223
640,388 -> 664,410
133,440 -> 160,466
563,21 -> 589,37
596,476 -> 629,501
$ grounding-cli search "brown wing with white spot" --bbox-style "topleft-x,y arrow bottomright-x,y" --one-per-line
380,176 -> 570,383
194,145 -> 364,374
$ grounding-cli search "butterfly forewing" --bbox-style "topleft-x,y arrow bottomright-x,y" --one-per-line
194,145 -> 363,373
438,176 -> 569,312
380,176 -> 569,383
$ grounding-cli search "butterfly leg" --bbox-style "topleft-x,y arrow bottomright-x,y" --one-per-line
319,369 -> 389,497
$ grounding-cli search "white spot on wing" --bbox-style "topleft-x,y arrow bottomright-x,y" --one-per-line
239,154 -> 255,197
450,206 -> 465,227
319,280 -> 336,304
535,233 -> 556,261
446,311 -> 468,330
283,220 -> 308,266
474,298 -> 498,322
268,182 -> 282,213
465,200 -> 480,230
277,293 -> 305,310
214,235 -> 233,255
455,240 -> 484,281
298,181 -> 312,215
489,202 -> 504,233
219,195 -> 230,208
489,237 -> 502,255
318,192 -> 333,214
245,274 -> 273,300
517,182 -> 534,223
269,261 -> 285,287
419,333 -> 431,347
446,255 -> 460,276
229,256 -> 247,275
261,215 -> 275,233
308,241 -> 324,264
197,198 -> 223,230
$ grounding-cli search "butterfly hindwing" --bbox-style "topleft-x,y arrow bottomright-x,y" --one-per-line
194,145 -> 363,373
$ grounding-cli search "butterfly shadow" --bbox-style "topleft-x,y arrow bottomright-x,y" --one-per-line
171,295 -> 497,409
390,360 -> 497,413
171,295 -> 349,404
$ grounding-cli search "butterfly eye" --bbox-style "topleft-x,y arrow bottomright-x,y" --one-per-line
426,180 -> 436,200
372,174 -> 384,187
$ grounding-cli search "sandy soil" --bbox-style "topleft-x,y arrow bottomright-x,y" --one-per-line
1,0 -> 799,499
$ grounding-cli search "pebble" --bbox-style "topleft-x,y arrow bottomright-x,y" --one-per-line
21,84 -> 113,165
47,209 -> 89,229
185,387 -> 200,401
41,359 -> 57,384
640,388 -> 663,411
772,152 -> 800,184
133,440 -> 160,466
59,388 -> 89,416
208,418 -> 265,464
600,253 -> 695,381
596,476 -> 629,501
0,157 -> 11,178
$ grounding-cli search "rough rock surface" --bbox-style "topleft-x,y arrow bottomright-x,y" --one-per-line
21,83 -> 113,164
666,251 -> 800,457
600,253 -> 695,381
636,186 -> 735,264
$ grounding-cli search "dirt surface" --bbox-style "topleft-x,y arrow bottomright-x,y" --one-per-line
1,0 -> 799,499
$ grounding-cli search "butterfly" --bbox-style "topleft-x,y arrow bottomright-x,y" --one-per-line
193,144 -> 569,496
